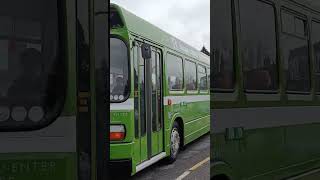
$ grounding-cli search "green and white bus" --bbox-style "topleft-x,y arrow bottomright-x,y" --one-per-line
212,0 -> 320,179
0,0 -> 109,180
110,4 -> 210,176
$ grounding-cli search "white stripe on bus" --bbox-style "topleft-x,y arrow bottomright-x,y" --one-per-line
110,98 -> 134,111
110,95 -> 210,111
0,116 -> 76,153
212,106 -> 320,133
164,95 -> 210,105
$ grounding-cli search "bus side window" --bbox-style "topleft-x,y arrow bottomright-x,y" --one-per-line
212,0 -> 235,91
281,10 -> 310,93
240,0 -> 278,92
167,53 -> 184,91
312,21 -> 320,93
207,68 -> 210,90
139,43 -> 146,136
185,59 -> 197,92
198,65 -> 208,92
151,50 -> 157,132
133,43 -> 139,138
157,52 -> 162,130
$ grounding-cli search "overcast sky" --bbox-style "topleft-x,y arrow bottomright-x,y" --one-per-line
110,0 -> 210,51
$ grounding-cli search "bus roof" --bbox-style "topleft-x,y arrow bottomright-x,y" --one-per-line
111,3 -> 210,66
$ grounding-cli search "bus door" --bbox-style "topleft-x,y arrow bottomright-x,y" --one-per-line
138,42 -> 164,166
77,0 -> 109,179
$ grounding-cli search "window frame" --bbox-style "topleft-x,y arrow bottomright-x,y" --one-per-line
110,7 -> 124,29
240,0 -> 280,94
184,59 -> 198,94
212,0 -> 236,93
281,8 -> 312,95
0,0 -> 66,132
166,52 -> 185,94
110,35 -> 131,103
311,19 -> 320,94
207,68 -> 211,91
281,8 -> 308,40
198,64 -> 209,93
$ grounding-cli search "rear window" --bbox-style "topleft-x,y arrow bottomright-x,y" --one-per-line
0,0 -> 64,131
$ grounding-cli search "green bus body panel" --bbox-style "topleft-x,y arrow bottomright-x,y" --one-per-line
213,125 -> 320,179
110,143 -> 134,159
0,153 -> 76,180
210,160 -> 236,180
110,3 -> 210,175
185,119 -> 210,145
110,102 -> 210,174
211,0 -> 320,179
110,111 -> 134,143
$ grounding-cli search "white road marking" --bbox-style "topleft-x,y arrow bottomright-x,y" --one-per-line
176,171 -> 191,180
287,168 -> 320,180
176,157 -> 210,180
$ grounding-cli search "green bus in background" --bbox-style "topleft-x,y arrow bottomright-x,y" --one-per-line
0,0 -> 109,180
212,0 -> 320,179
110,3 -> 210,176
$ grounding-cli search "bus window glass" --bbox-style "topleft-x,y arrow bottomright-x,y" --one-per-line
110,38 -> 129,102
312,21 -> 320,92
208,68 -> 210,88
185,60 -> 197,91
198,65 -> 208,91
151,51 -> 157,90
0,41 -> 8,71
282,12 -> 295,34
139,47 -> 146,136
0,16 -> 12,36
157,52 -> 161,91
0,0 -> 63,130
167,53 -> 183,91
151,51 -> 157,131
212,0 -> 234,90
15,20 -> 42,40
282,11 -> 310,92
295,18 -> 306,37
240,0 -> 278,91
157,52 -> 162,130
133,45 -> 139,138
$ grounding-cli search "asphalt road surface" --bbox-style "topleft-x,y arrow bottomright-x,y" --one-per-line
130,134 -> 210,180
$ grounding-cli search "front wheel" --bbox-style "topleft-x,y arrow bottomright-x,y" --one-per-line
166,121 -> 181,163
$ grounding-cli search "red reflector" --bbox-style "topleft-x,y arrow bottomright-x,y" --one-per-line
168,99 -> 172,106
110,132 -> 125,141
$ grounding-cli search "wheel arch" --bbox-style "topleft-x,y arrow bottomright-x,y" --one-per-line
211,160 -> 236,180
170,113 -> 185,147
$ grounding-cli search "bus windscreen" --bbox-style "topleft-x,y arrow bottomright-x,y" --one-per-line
110,38 -> 129,102
0,0 -> 64,131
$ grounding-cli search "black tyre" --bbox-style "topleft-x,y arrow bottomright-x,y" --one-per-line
166,121 -> 181,163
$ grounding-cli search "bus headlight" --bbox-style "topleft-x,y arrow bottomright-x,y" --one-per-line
28,106 -> 44,122
0,107 -> 10,122
110,125 -> 126,141
11,106 -> 27,122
